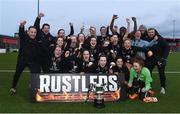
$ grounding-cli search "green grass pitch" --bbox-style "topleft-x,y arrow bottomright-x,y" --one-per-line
0,52 -> 180,113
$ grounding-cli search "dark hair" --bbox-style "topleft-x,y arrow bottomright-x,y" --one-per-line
120,26 -> 126,31
100,26 -> 106,31
54,45 -> 62,55
147,28 -> 155,31
55,45 -> 62,50
132,57 -> 144,67
28,26 -> 36,30
83,49 -> 90,54
148,28 -> 162,37
70,35 -> 77,38
57,29 -> 65,35
90,37 -> 97,41
115,56 -> 124,63
55,37 -> 64,43
138,25 -> 147,31
42,23 -> 50,29
98,54 -> 107,61
80,49 -> 90,59
77,33 -> 86,39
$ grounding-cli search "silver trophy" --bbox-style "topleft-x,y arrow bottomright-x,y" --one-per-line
93,83 -> 106,108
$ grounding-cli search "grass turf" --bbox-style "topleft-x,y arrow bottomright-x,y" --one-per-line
0,52 -> 180,113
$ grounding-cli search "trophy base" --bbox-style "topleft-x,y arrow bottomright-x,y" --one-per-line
94,99 -> 105,109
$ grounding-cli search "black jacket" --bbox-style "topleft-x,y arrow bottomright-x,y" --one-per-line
149,37 -> 170,61
112,65 -> 129,81
91,64 -> 109,74
18,26 -> 40,62
34,17 -> 55,58
76,58 -> 93,73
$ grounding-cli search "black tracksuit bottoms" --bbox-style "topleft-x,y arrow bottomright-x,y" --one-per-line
11,56 -> 41,88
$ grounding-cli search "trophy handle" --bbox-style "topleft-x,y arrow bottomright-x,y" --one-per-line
85,83 -> 95,102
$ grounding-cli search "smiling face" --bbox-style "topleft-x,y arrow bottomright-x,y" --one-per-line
83,50 -> 90,62
123,39 -> 132,49
56,37 -> 64,47
100,27 -> 107,36
133,62 -> 141,73
27,27 -> 37,39
58,30 -> 65,38
78,33 -> 85,43
116,58 -> 123,68
54,46 -> 62,58
90,37 -> 97,47
98,56 -> 107,68
42,25 -> 50,35
148,29 -> 156,38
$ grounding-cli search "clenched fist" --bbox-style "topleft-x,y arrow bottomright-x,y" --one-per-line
20,20 -> 27,26
38,12 -> 45,18
112,14 -> 118,20
132,17 -> 136,22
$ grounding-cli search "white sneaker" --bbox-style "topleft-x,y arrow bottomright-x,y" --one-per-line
10,88 -> 16,95
160,87 -> 165,94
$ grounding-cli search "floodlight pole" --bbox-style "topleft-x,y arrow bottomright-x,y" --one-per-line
37,0 -> 40,15
173,19 -> 175,39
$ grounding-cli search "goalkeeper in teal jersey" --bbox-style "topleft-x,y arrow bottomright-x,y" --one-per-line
127,57 -> 154,101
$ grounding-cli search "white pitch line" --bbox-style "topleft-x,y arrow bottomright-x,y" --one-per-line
0,70 -> 180,73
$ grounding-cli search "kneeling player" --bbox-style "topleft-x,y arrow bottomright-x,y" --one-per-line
109,57 -> 130,100
127,57 -> 156,102
109,57 -> 129,83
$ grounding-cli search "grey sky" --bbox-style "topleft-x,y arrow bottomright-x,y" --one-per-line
0,0 -> 180,37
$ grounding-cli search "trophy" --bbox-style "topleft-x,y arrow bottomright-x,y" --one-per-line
94,83 -> 106,108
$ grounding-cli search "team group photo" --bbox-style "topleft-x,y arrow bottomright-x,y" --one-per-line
0,0 -> 180,113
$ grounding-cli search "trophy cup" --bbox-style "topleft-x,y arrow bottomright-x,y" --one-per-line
94,83 -> 105,108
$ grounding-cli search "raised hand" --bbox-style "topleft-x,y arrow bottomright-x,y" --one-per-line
20,20 -> 27,26
154,35 -> 158,40
132,17 -> 136,22
127,83 -> 132,88
38,12 -> 45,18
126,17 -> 130,23
147,50 -> 153,57
69,22 -> 73,26
112,14 -> 118,20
